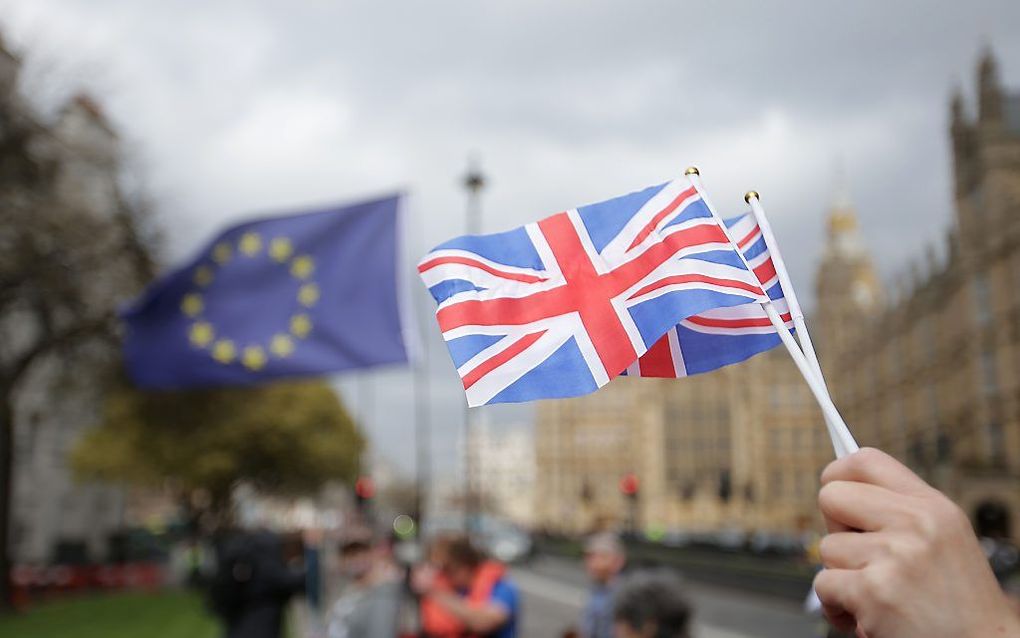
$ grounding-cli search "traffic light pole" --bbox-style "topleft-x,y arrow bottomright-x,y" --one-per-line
620,472 -> 640,538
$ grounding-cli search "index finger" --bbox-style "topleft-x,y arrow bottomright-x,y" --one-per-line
820,447 -> 932,495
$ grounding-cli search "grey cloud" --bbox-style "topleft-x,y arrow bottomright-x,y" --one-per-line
1,0 -> 1017,477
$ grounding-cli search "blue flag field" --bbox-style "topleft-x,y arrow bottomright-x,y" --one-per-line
123,194 -> 409,388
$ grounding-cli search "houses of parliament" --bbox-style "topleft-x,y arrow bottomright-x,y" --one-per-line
535,49 -> 1020,540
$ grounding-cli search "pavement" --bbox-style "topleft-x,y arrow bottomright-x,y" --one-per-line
512,555 -> 823,638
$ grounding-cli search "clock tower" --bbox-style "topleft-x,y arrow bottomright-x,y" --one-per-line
814,185 -> 883,365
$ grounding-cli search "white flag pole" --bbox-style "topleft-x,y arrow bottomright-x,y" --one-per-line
744,191 -> 858,457
683,167 -> 857,457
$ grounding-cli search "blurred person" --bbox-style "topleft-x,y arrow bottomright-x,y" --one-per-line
974,500 -> 1020,613
612,570 -> 691,638
580,532 -> 627,638
413,534 -> 519,638
813,448 -> 1020,637
209,529 -> 306,638
326,535 -> 402,638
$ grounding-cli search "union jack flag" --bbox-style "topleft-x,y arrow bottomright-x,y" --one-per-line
418,178 -> 769,406
624,212 -> 794,378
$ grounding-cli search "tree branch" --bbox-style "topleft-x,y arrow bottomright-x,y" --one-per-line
3,312 -> 115,389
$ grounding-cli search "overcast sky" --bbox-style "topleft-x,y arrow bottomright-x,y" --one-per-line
2,1 -> 1018,482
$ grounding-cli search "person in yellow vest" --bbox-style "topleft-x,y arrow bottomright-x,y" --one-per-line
413,534 -> 520,638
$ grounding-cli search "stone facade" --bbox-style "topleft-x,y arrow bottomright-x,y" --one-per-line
467,421 -> 537,527
535,49 -> 1020,540
827,49 -> 1020,539
535,351 -> 831,536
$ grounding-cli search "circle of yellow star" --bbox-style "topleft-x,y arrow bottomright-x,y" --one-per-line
270,333 -> 295,358
212,242 -> 233,264
211,339 -> 236,364
181,293 -> 204,317
239,232 -> 262,257
298,283 -> 320,307
290,314 -> 313,339
242,345 -> 267,371
290,255 -> 315,279
269,237 -> 293,263
189,321 -> 214,347
193,266 -> 214,287
180,234 -> 321,370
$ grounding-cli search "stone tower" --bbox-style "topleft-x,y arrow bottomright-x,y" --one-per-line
951,47 -> 1020,264
814,182 -> 883,365
944,47 -> 1020,471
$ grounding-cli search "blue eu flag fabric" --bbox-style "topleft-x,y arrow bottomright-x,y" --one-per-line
123,194 -> 410,388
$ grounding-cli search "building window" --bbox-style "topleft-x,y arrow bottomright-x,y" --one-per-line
980,350 -> 998,397
921,317 -> 937,363
986,422 -> 1006,467
927,385 -> 940,423
771,469 -> 784,499
793,472 -> 804,498
973,274 -> 992,326
936,431 -> 952,463
770,386 -> 783,407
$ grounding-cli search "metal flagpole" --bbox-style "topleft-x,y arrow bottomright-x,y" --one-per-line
744,191 -> 857,458
412,191 -> 432,530
684,167 -> 858,457
414,338 -> 431,529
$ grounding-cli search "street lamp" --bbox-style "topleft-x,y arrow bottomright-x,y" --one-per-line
462,154 -> 486,533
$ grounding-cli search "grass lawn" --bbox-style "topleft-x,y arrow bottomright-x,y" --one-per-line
0,589 -> 221,638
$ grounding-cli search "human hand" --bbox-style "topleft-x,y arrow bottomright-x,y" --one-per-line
814,448 -> 1020,638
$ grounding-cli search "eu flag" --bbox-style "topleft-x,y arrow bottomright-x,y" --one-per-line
123,194 -> 410,388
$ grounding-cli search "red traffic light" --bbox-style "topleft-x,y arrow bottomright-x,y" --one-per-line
355,476 -> 375,500
619,473 -> 639,496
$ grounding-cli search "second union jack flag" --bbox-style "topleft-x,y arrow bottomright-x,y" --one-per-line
624,212 -> 794,378
418,178 -> 768,406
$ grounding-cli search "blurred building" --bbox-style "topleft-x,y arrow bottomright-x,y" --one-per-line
2,36 -> 137,563
535,48 -> 1020,541
535,351 -> 829,536
466,420 -> 536,527
826,48 -> 1020,538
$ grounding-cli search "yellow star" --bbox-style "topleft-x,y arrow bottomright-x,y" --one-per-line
290,255 -> 315,279
212,241 -> 232,264
211,339 -> 236,364
189,321 -> 214,347
239,232 -> 262,257
298,283 -> 320,307
193,266 -> 214,287
270,333 -> 295,358
241,345 -> 267,371
181,293 -> 204,317
269,237 -> 293,263
290,314 -> 313,339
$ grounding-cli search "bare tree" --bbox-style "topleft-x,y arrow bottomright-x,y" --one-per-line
0,54 -> 154,608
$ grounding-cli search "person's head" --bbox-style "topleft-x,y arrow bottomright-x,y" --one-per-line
584,532 -> 626,585
430,534 -> 484,590
339,538 -> 374,581
613,571 -> 691,638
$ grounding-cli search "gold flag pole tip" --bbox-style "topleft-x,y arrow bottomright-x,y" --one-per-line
744,190 -> 760,204
684,166 -> 700,176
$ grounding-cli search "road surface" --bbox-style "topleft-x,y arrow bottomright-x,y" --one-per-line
512,556 -> 823,638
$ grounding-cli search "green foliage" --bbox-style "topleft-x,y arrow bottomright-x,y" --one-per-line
71,378 -> 364,503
